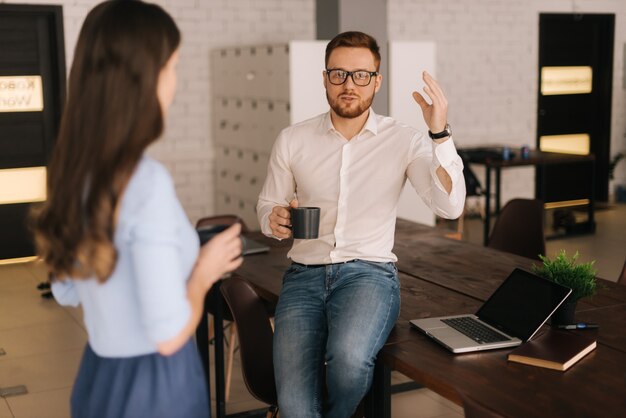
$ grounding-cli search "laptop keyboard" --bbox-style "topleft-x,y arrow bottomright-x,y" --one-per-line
442,317 -> 511,344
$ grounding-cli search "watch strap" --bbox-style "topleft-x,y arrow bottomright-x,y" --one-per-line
428,123 -> 451,140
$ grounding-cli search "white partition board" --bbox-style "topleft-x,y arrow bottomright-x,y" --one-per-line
289,41 -> 329,124
389,41 -> 437,226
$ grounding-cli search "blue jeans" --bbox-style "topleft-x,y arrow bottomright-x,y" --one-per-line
273,260 -> 400,418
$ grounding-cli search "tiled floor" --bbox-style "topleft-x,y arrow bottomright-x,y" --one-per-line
0,262 -> 85,418
0,203 -> 624,417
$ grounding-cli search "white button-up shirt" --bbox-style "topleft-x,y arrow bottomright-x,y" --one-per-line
257,109 -> 466,265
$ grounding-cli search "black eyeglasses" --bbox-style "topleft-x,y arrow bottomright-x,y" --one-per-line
325,69 -> 378,86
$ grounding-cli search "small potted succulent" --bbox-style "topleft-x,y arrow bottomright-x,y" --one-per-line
532,250 -> 597,325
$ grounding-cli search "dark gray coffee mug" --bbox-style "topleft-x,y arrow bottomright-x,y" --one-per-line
291,207 -> 320,239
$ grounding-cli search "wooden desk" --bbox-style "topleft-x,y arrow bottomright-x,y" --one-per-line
367,219 -> 626,418
201,219 -> 626,418
459,148 -> 596,245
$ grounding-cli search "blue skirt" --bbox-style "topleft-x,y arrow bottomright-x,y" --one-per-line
71,339 -> 209,418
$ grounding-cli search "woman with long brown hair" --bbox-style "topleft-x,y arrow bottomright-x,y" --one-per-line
32,1 -> 240,416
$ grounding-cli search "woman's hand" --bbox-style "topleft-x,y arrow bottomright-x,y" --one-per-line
195,223 -> 243,290
157,222 -> 243,356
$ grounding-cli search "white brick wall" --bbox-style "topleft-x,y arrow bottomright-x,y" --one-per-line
389,0 -> 626,203
153,0 -> 315,222
1,0 -> 315,223
3,0 -> 624,217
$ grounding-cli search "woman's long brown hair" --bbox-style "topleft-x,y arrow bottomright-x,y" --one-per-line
32,0 -> 180,282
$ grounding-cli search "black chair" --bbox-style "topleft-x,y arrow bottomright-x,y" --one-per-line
487,198 -> 546,260
462,155 -> 484,199
220,277 -> 278,418
195,215 -> 248,401
447,154 -> 484,240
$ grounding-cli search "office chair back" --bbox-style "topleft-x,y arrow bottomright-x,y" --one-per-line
220,276 -> 278,408
487,198 -> 546,261
446,154 -> 484,240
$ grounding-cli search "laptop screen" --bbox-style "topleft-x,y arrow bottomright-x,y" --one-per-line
476,268 -> 571,341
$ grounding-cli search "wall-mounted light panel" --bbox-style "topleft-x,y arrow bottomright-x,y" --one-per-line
539,133 -> 590,155
0,256 -> 38,266
541,66 -> 592,95
0,166 -> 47,205
0,75 -> 44,112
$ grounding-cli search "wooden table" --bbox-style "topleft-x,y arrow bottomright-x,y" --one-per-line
367,219 -> 626,418
459,147 -> 596,245
202,218 -> 626,418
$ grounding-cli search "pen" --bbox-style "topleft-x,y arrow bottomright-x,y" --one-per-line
555,323 -> 599,330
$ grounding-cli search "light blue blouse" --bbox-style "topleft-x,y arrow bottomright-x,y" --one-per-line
51,156 -> 200,357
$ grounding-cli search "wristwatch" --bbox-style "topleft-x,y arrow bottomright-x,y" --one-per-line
428,123 -> 451,140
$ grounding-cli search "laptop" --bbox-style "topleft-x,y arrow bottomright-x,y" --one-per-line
197,225 -> 269,256
409,268 -> 572,353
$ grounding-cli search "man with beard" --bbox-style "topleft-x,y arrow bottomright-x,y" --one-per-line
256,31 -> 466,418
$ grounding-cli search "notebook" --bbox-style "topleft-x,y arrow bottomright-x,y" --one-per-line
409,268 -> 572,353
507,330 -> 596,371
197,225 -> 269,256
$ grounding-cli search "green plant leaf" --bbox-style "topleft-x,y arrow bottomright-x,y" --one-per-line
532,249 -> 597,301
